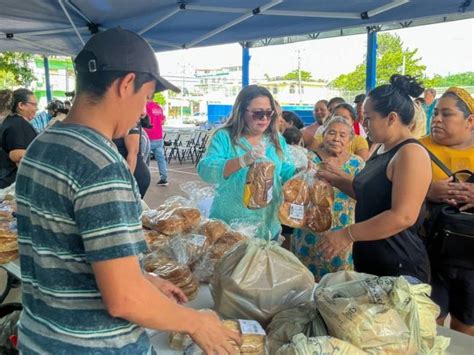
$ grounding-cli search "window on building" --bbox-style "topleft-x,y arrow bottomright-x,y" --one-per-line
290,85 -> 295,94
272,87 -> 278,94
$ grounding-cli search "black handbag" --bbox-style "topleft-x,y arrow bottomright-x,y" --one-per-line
425,150 -> 474,269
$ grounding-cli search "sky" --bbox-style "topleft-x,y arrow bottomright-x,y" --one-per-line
156,19 -> 474,82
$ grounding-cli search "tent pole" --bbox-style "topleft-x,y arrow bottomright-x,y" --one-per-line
365,27 -> 377,93
43,56 -> 52,103
242,46 -> 250,87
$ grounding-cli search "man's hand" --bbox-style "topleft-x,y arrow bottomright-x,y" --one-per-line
145,273 -> 187,304
189,310 -> 242,355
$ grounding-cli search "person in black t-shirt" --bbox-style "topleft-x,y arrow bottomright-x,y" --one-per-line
113,122 -> 151,198
0,88 -> 38,188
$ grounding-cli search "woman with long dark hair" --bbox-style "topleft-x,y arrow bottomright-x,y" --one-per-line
197,85 -> 296,239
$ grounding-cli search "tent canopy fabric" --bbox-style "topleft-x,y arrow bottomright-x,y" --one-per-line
0,0 -> 473,56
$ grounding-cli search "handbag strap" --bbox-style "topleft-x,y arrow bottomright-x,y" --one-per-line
424,148 -> 457,182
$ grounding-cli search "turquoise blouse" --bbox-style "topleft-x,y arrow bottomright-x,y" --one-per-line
197,128 -> 296,239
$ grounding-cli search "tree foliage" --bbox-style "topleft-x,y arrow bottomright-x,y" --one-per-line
330,33 -> 426,91
423,72 -> 474,88
283,69 -> 313,81
153,92 -> 166,106
0,52 -> 36,88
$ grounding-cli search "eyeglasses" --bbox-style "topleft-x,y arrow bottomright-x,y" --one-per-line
246,109 -> 275,121
24,102 -> 38,107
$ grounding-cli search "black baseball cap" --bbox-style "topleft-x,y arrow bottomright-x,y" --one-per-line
354,94 -> 366,103
74,28 -> 180,93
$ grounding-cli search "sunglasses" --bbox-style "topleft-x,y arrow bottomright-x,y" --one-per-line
246,109 -> 275,121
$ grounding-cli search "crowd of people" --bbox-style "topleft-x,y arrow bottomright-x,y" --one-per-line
198,78 -> 474,337
0,27 -> 472,353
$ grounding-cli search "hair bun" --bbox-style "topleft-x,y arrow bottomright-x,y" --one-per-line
390,74 -> 424,98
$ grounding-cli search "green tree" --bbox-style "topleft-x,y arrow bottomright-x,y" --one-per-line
331,33 -> 426,91
153,92 -> 166,106
0,52 -> 36,88
283,70 -> 313,81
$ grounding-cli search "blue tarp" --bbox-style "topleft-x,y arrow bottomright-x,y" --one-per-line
0,1 -> 472,56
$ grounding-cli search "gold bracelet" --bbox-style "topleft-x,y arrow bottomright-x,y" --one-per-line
347,225 -> 356,242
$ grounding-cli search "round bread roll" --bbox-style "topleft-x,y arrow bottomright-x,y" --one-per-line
222,320 -> 266,354
283,178 -> 310,205
175,207 -> 201,232
305,205 -> 332,233
143,230 -> 170,251
0,250 -> 18,264
279,202 -> 305,228
310,178 -> 334,208
154,216 -> 185,236
199,220 -> 229,244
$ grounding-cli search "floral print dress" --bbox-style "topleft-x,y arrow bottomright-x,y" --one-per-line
292,154 -> 365,281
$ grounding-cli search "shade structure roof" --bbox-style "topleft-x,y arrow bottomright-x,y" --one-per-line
0,0 -> 473,56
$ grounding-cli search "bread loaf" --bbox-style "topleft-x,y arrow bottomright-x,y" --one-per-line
283,178 -> 310,205
305,206 -> 332,233
310,178 -> 334,208
278,202 -> 305,228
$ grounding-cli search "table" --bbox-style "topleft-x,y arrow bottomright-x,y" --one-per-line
149,286 -> 474,355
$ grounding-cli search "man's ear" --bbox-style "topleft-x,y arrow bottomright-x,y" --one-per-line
117,73 -> 136,98
467,114 -> 474,131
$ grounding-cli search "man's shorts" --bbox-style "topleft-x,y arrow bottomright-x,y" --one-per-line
431,265 -> 474,326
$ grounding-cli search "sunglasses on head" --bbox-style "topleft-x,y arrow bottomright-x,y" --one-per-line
246,109 -> 275,121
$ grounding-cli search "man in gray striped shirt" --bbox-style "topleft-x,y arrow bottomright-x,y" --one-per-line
15,28 -> 240,354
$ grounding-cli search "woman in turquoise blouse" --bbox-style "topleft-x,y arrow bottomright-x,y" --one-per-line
197,85 -> 296,239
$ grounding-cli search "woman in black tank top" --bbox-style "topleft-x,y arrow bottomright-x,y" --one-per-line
317,75 -> 432,282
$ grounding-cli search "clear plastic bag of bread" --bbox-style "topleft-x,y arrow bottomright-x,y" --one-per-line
210,237 -> 315,326
305,175 -> 334,233
266,302 -> 328,354
314,271 -> 450,354
180,181 -> 216,218
243,146 -> 275,210
279,170 -> 312,228
141,199 -> 201,236
183,319 -> 267,355
169,233 -> 211,265
192,219 -> 250,282
276,333 -> 366,355
143,251 -> 200,300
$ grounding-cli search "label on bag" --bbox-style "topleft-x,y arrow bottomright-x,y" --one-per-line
266,186 -> 273,204
290,204 -> 305,220
190,234 -> 207,247
238,320 -> 266,335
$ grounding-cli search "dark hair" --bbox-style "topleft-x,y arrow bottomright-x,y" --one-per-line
0,89 -> 14,115
221,85 -> 283,157
140,114 -> 153,128
282,126 -> 303,145
332,103 -> 358,123
327,97 -> 345,110
75,70 -> 155,102
441,92 -> 471,118
316,99 -> 328,107
282,111 -> 304,129
12,88 -> 34,113
367,74 -> 424,125
414,97 -> 425,105
47,100 -> 68,116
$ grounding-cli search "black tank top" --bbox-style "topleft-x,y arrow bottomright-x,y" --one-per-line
352,138 -> 430,283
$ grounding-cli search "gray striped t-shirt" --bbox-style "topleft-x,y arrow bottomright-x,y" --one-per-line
15,122 -> 151,354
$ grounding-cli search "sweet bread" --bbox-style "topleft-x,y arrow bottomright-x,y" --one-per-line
278,202 -> 305,228
283,178 -> 310,205
199,220 -> 229,244
245,162 -> 275,209
175,207 -> 201,232
222,320 -> 266,354
305,206 -> 332,233
310,179 -> 334,208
